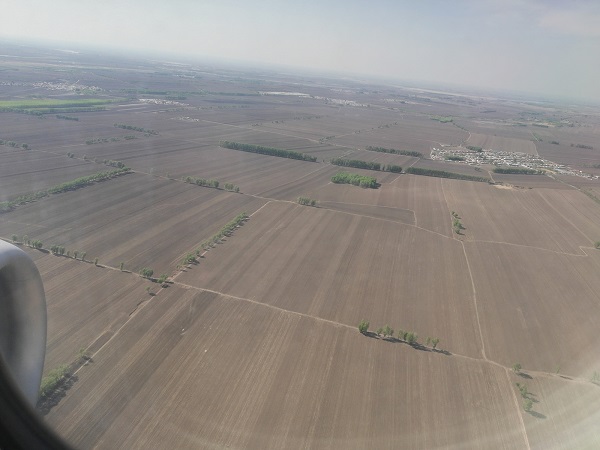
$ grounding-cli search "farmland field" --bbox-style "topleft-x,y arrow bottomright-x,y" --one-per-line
466,133 -> 538,155
1,42 -> 599,449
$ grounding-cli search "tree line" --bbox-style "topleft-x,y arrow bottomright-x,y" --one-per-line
330,158 -> 403,173
55,114 -> 79,121
114,123 -> 158,135
86,135 -> 137,145
492,167 -> 542,175
0,167 -> 131,213
358,320 -> 440,349
219,141 -> 317,162
331,172 -> 378,189
405,167 -> 489,183
199,212 -> 249,251
365,146 -> 423,158
0,139 -> 29,150
182,176 -> 240,192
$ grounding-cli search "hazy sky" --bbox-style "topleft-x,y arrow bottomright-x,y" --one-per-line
2,0 -> 600,101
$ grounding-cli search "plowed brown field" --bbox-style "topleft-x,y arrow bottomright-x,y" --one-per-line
467,133 -> 538,155
45,288 -> 528,450
2,47 -> 599,449
179,201 -> 481,358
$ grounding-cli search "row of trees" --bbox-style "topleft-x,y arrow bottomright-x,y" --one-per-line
86,136 -> 136,145
358,320 -> 440,349
219,141 -> 317,162
199,212 -> 249,250
0,139 -> 29,150
55,114 -> 79,121
330,158 -> 404,174
30,239 -> 90,261
331,172 -> 378,189
405,167 -> 489,183
0,167 -> 131,213
140,268 -> 169,285
297,197 -> 317,206
181,176 -> 241,193
330,158 -> 381,171
182,176 -> 219,189
114,123 -> 158,135
365,146 -> 423,158
492,167 -> 542,175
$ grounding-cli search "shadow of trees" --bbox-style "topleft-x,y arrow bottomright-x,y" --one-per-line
36,374 -> 79,416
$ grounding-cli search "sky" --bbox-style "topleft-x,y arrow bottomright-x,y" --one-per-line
2,0 -> 600,102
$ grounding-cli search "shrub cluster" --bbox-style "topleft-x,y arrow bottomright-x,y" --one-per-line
39,364 -> 70,398
297,197 -> 317,206
331,172 -> 378,189
219,141 -> 317,162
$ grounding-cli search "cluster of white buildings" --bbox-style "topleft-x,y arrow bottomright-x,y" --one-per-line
139,98 -> 188,106
0,81 -> 102,92
430,146 -> 599,180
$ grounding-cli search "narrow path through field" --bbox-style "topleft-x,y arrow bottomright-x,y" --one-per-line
460,241 -> 487,360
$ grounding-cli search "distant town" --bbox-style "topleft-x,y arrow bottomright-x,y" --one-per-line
430,146 -> 599,180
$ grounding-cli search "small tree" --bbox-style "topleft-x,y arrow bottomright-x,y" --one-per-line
78,347 -> 90,363
376,327 -> 384,337
158,274 -> 168,285
524,398 -> 533,412
431,338 -> 440,350
516,382 -> 528,398
94,257 -> 99,266
358,320 -> 369,334
595,241 -> 600,249
11,234 -> 18,243
383,325 -> 393,339
591,371 -> 600,384
81,252 -> 86,261
512,363 -> 522,374
406,332 -> 418,345
73,251 -> 78,259
139,267 -> 154,278
120,262 -> 124,271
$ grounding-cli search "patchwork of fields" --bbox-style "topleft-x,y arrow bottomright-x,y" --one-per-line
1,48 -> 600,448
